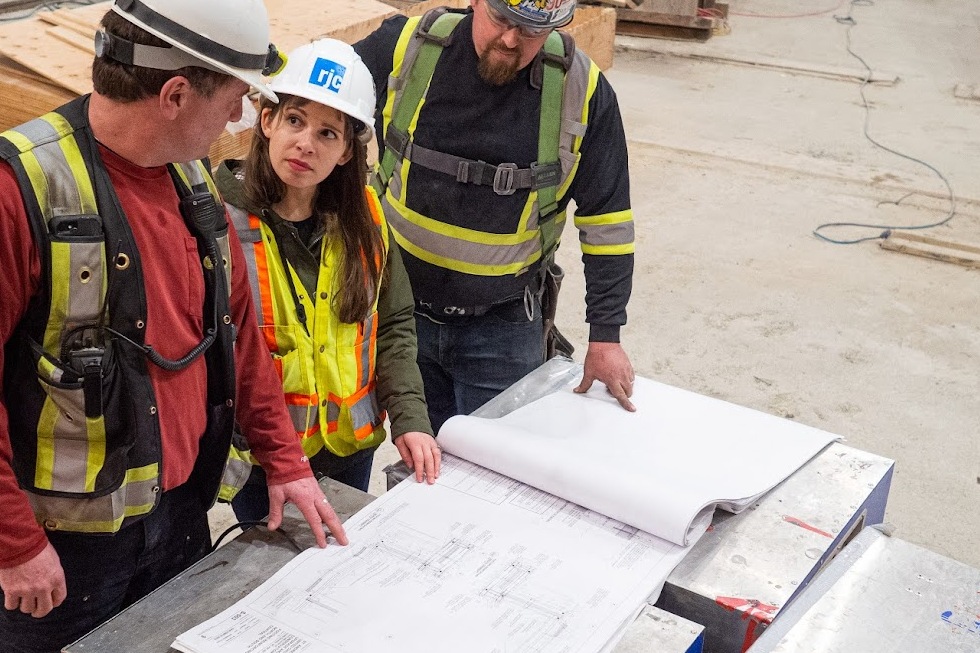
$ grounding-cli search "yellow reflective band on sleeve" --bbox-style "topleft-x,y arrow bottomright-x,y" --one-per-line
581,242 -> 635,256
42,241 -> 72,355
575,209 -> 632,227
84,416 -> 106,493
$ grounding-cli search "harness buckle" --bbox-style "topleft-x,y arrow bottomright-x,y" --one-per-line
493,163 -> 518,196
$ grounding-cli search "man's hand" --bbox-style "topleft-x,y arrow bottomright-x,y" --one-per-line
394,431 -> 441,484
0,542 -> 66,618
266,476 -> 349,548
575,341 -> 637,411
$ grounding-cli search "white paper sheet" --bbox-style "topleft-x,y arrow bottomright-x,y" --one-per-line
438,377 -> 839,546
173,456 -> 707,653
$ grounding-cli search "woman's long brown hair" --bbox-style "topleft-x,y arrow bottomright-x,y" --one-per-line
243,94 -> 385,324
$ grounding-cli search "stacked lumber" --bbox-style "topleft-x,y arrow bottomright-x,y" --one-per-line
0,0 -> 398,162
0,0 -> 616,164
581,0 -> 727,41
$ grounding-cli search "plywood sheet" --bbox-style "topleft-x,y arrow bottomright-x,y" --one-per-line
565,6 -> 617,71
0,0 -> 397,96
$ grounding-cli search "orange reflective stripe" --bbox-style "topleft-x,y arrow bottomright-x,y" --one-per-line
365,186 -> 383,227
249,214 -> 277,350
283,392 -> 318,438
353,421 -> 376,441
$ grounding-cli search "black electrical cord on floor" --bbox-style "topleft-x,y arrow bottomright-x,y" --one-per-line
211,520 -> 304,554
812,0 -> 957,244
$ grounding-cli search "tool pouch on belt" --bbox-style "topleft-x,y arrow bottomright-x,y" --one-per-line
541,262 -> 575,361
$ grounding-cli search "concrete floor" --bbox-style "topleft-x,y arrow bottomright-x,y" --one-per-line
215,0 -> 979,568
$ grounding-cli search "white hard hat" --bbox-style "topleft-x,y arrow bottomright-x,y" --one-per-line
268,39 -> 377,144
486,0 -> 577,30
109,0 -> 284,101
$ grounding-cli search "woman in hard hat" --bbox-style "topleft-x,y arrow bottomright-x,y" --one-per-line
215,38 -> 440,521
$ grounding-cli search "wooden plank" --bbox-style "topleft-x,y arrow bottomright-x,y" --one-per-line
46,25 -> 94,56
267,0 -> 397,52
633,0 -> 697,15
378,0 -> 468,15
0,0 -> 397,97
615,7 -> 713,29
880,231 -> 980,269
564,6 -> 617,71
0,59 -> 74,132
616,20 -> 711,41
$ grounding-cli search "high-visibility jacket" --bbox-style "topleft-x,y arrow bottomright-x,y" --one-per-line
371,9 -> 634,295
0,96 -> 237,533
227,186 -> 389,459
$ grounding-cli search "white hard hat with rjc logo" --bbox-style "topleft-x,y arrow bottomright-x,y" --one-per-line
101,0 -> 285,101
268,39 -> 377,144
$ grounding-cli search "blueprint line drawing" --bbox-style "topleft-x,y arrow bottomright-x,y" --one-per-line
174,455 -> 699,653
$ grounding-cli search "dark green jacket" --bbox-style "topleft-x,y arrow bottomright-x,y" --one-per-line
216,160 -> 433,439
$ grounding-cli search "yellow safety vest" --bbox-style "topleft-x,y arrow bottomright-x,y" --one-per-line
374,10 -> 608,276
0,96 -> 237,533
228,186 -> 389,460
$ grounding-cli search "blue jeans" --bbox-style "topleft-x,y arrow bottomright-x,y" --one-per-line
0,482 -> 210,653
231,445 -> 377,523
416,298 -> 544,433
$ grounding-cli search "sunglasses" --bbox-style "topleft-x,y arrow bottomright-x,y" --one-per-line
483,2 -> 554,38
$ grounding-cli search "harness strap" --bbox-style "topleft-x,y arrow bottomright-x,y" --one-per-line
397,140 -> 561,195
536,30 -> 570,264
374,11 -> 465,196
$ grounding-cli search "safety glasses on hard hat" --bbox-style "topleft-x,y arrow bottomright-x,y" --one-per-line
483,1 -> 554,38
263,44 -> 287,77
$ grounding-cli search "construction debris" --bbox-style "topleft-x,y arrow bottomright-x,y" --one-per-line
880,230 -> 980,270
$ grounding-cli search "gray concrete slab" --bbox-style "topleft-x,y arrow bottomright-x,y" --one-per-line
554,0 -> 979,566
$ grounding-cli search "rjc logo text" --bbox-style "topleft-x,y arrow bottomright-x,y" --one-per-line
309,58 -> 346,92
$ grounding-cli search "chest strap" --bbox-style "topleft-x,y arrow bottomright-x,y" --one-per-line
384,130 -> 561,195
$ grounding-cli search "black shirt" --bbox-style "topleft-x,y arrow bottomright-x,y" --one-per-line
355,11 -> 634,340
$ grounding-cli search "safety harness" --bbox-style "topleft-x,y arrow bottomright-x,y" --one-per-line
0,95 -> 237,533
372,8 -> 594,282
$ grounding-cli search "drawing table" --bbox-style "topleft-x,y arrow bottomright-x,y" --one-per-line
66,358 -> 895,653
387,357 -> 896,653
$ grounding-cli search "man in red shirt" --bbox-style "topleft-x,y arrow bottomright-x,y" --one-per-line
0,2 -> 347,651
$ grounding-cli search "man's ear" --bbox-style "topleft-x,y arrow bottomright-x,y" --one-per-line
159,76 -> 192,120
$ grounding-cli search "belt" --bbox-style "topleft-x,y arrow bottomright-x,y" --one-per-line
416,285 -> 540,322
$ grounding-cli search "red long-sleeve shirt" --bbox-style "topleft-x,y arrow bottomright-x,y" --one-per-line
0,144 -> 311,569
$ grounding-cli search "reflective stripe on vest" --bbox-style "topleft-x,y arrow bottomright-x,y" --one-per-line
227,186 -> 388,458
0,100 -> 229,532
373,12 -> 599,275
